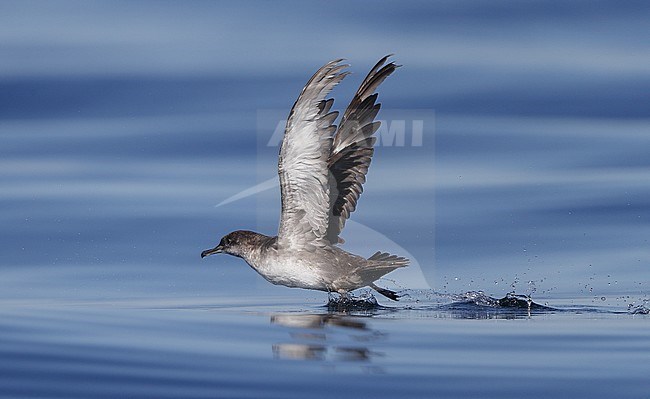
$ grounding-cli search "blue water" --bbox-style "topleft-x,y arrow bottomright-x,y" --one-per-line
1,1 -> 649,398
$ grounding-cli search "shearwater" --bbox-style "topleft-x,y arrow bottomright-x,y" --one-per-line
201,56 -> 408,300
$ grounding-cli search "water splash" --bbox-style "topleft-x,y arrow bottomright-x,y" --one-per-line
448,291 -> 551,310
326,292 -> 380,312
627,299 -> 649,315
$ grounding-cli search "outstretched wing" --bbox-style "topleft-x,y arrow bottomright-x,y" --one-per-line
326,56 -> 399,244
278,59 -> 349,248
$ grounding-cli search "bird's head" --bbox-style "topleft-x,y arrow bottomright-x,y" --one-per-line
201,230 -> 262,259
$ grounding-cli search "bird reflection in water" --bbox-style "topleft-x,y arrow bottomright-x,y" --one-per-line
271,313 -> 384,366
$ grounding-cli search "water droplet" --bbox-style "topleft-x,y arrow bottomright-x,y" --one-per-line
601,297 -> 606,301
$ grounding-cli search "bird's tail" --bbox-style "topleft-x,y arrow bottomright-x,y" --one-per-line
367,251 -> 410,267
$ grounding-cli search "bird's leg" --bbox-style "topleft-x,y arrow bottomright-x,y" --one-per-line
370,283 -> 400,301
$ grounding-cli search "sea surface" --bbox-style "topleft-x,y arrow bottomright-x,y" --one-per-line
1,1 -> 649,398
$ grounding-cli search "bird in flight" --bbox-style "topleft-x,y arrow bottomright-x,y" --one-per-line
201,56 -> 408,300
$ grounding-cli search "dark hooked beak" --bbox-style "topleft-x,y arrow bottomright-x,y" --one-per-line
201,245 -> 224,258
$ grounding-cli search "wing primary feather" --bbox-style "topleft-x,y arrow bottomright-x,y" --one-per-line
326,56 -> 399,244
